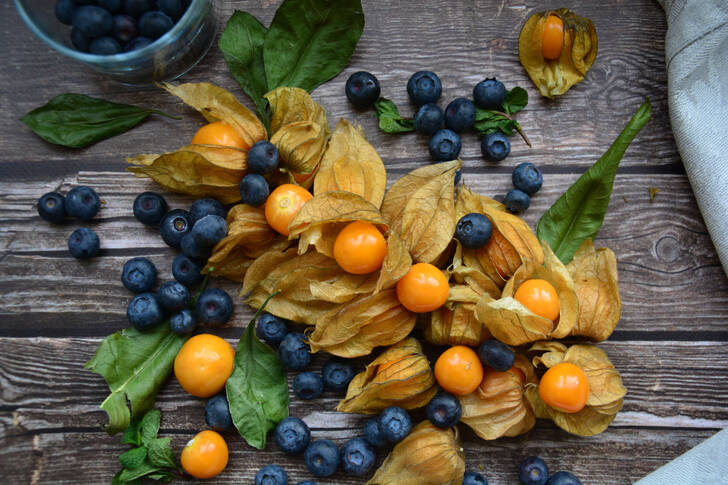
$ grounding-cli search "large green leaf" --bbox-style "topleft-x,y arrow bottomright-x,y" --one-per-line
263,0 -> 365,93
537,98 -> 651,263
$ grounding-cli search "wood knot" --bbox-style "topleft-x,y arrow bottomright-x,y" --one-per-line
655,235 -> 680,263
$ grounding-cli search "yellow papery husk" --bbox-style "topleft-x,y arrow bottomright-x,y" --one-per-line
475,243 -> 578,346
337,338 -> 437,414
518,9 -> 598,98
265,87 -> 328,134
366,421 -> 465,485
566,239 -> 621,341
375,230 -> 413,293
423,283 -> 492,347
525,342 -> 627,436
451,243 -> 502,300
307,289 -> 416,358
459,354 -> 537,440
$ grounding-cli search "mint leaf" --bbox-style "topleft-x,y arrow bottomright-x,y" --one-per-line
140,409 -> 161,445
120,417 -> 143,447
118,461 -> 167,482
119,446 -> 147,469
147,471 -> 173,481
503,87 -> 528,115
474,109 -> 517,136
147,438 -> 177,469
374,98 -> 414,134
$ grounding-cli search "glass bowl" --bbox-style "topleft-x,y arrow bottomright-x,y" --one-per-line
14,0 -> 218,85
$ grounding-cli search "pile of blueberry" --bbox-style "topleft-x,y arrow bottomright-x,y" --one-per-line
54,0 -> 190,55
38,186 -> 103,258
519,456 -> 583,485
239,140 -> 281,207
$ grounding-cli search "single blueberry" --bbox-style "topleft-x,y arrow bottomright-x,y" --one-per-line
133,192 -> 167,225
444,97 -> 476,132
378,406 -> 412,443
473,78 -> 506,110
159,209 -> 192,249
248,141 -> 280,175
293,372 -> 324,401
426,391 -> 462,428
121,257 -> 158,293
362,417 -> 386,447
413,103 -> 444,135
429,129 -> 462,161
256,312 -> 289,346
512,162 -> 543,195
455,213 -> 492,250
180,232 -> 212,260
157,0 -> 185,21
477,339 -> 515,372
112,14 -> 138,44
304,440 -> 340,477
278,332 -> 311,371
339,437 -> 375,477
195,288 -> 233,327
190,214 -> 228,247
172,253 -> 203,287
274,417 -> 311,456
481,132 -> 510,161
504,189 -> 530,214
204,394 -> 233,431
345,71 -> 381,108
407,71 -> 442,106
189,197 -> 226,223
68,227 -> 100,259
124,0 -> 155,18
157,280 -> 190,312
240,174 -> 270,207
321,360 -> 354,392
138,11 -> 173,39
546,471 -> 582,485
255,464 -> 288,485
72,6 -> 113,38
64,186 -> 101,221
55,0 -> 76,25
89,36 -> 122,55
127,292 -> 164,330
71,27 -> 91,52
97,0 -> 122,14
124,36 -> 153,51
519,456 -> 549,485
37,192 -> 66,223
169,309 -> 196,334
463,471 -> 488,485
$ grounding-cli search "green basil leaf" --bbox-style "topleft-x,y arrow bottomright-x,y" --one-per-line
140,409 -> 161,445
118,460 -> 166,482
503,87 -> 528,115
537,98 -> 652,263
120,417 -> 143,446
226,296 -> 289,450
147,438 -> 177,469
374,98 -> 415,134
21,94 -> 177,149
219,11 -> 270,128
84,324 -> 189,435
119,447 -> 148,469
263,0 -> 365,92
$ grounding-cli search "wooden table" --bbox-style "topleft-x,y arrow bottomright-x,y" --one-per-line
2,1 -> 727,483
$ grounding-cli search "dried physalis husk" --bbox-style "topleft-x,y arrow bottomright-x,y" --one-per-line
307,289 -> 415,358
423,284 -> 491,347
475,242 -> 578,346
380,160 -> 461,264
374,229 -> 413,293
525,342 -> 626,436
518,9 -> 598,98
566,239 -> 621,341
459,354 -> 537,440
367,421 -> 465,485
337,338 -> 437,414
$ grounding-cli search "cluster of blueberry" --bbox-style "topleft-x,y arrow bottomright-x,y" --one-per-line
37,186 -> 102,258
519,456 -> 583,485
239,140 -> 282,207
54,0 -> 189,55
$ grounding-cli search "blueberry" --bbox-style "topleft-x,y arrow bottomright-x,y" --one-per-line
278,332 -> 311,371
378,406 -> 412,443
124,36 -> 153,51
504,189 -> 530,214
512,162 -> 543,195
195,288 -> 233,327
256,312 -> 289,345
362,417 -> 386,447
240,174 -> 270,207
133,192 -> 167,225
407,71 -> 442,106
172,253 -> 203,286
157,0 -> 185,21
138,11 -> 173,39
455,213 -> 492,250
72,6 -> 113,38
112,14 -> 138,44
477,339 -> 515,372
481,132 -> 510,161
55,0 -> 76,25
413,103 -> 444,135
89,36 -> 122,55
248,141 -> 280,175
546,471 -> 581,485
97,0 -> 122,14
518,456 -> 549,485
191,214 -> 228,247
157,281 -> 190,312
37,192 -> 66,223
463,471 -> 488,485
127,292 -> 164,330
454,169 -> 463,187
444,98 -> 476,132
304,440 -> 340,477
339,437 -> 375,477
67,228 -> 100,259
321,360 -> 354,391
121,257 -> 158,293
159,209 -> 192,249
64,186 -> 100,221
473,78 -> 506,110
169,309 -> 196,334
429,129 -> 462,161
274,417 -> 310,456
204,394 -> 233,431
293,372 -> 324,400
124,0 -> 154,18
189,197 -> 226,223
426,392 -> 462,428
180,233 -> 212,260
255,464 -> 288,485
71,27 -> 91,52
345,71 -> 381,108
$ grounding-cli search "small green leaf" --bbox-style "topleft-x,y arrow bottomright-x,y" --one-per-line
503,87 -> 528,115
119,447 -> 147,469
147,438 -> 177,469
147,471 -> 173,482
374,98 -> 414,134
474,109 -> 518,136
120,417 -> 143,447
140,409 -> 161,445
118,460 -> 166,482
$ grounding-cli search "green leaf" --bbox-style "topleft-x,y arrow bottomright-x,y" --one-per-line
226,295 -> 289,449
147,471 -> 173,482
119,447 -> 147,469
120,417 -> 143,447
374,98 -> 415,134
84,324 -> 189,435
263,0 -> 365,93
219,11 -> 270,128
474,109 -> 518,136
20,94 -> 178,149
147,438 -> 177,469
140,409 -> 161,445
503,87 -> 528,115
118,460 -> 167,482
537,98 -> 652,263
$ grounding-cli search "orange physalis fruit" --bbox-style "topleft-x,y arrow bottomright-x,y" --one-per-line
396,263 -> 449,313
434,345 -> 484,396
514,278 -> 560,321
192,121 -> 247,149
333,221 -> 388,275
264,184 -> 312,236
181,430 -> 229,479
538,362 -> 589,413
174,334 -> 235,398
